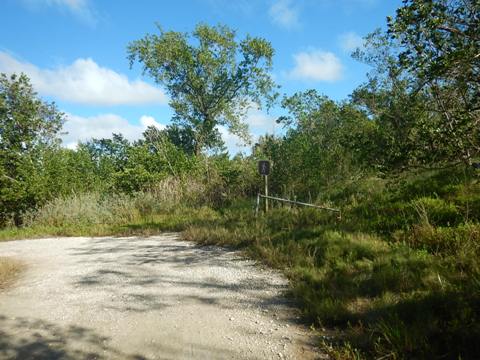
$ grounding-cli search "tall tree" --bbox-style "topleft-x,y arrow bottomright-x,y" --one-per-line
388,0 -> 480,163
0,73 -> 64,225
258,91 -> 376,198
82,133 -> 131,173
351,30 -> 432,169
128,23 -> 277,155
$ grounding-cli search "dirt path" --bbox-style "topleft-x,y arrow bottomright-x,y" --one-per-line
0,235 -> 319,359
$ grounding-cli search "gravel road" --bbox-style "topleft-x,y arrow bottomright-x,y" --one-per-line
0,235 -> 319,359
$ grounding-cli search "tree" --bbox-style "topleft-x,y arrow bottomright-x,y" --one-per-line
128,23 -> 277,155
139,125 -> 196,179
350,30 -> 432,169
142,123 -> 224,156
82,134 -> 131,173
350,26 -> 477,169
157,124 -> 197,155
387,0 -> 480,163
0,73 -> 65,225
260,91 -> 375,198
278,90 -> 375,196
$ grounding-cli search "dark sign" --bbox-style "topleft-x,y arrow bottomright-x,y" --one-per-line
258,160 -> 270,176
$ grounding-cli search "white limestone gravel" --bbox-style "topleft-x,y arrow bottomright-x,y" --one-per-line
0,234 -> 319,359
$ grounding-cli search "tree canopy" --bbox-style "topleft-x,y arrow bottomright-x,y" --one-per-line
387,0 -> 480,164
0,73 -> 65,225
127,23 -> 277,155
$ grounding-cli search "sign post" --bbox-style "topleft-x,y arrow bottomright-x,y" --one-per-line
265,173 -> 268,212
258,160 -> 271,213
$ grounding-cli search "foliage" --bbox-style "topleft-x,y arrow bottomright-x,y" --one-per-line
388,0 -> 479,109
258,91 -> 376,198
0,73 -> 65,225
156,124 -> 197,155
128,23 -> 277,154
351,30 -> 447,169
352,0 -> 480,168
387,0 -> 480,164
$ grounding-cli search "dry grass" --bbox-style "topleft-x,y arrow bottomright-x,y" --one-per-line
0,257 -> 25,290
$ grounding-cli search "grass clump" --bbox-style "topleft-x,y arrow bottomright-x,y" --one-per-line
0,257 -> 25,290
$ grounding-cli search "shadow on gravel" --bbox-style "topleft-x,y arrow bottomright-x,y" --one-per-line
69,236 -> 297,316
0,314 -> 241,360
0,315 -> 145,360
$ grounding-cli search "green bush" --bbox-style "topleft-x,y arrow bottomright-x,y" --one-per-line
401,223 -> 480,258
412,197 -> 461,227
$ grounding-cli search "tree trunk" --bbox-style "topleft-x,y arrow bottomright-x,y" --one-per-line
194,140 -> 202,156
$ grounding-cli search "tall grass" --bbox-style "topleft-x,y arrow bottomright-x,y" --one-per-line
0,257 -> 25,289
22,193 -> 141,227
0,175 -> 229,240
20,177 -> 206,227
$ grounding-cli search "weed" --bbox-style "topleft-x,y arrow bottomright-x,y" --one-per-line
0,257 -> 25,290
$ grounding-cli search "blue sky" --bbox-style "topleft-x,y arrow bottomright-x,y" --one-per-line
0,0 -> 402,153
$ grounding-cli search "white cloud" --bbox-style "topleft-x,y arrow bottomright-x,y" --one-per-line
269,0 -> 300,29
0,52 -> 167,106
288,50 -> 343,82
244,107 -> 276,135
62,113 -> 165,149
22,0 -> 97,25
339,32 -> 364,52
139,115 -> 165,130
216,106 -> 276,155
217,125 -> 246,155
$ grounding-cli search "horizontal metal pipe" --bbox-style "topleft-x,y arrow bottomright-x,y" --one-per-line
258,194 -> 340,213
